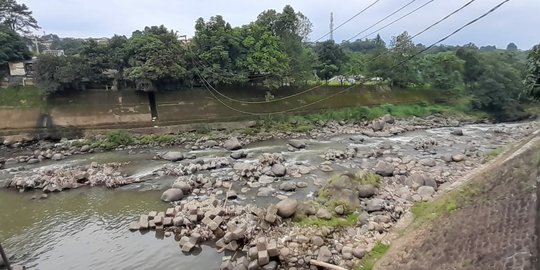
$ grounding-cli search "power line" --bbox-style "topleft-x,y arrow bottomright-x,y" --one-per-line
191,59 -> 326,104
355,0 -> 437,41
347,0 -> 418,42
394,0 -> 512,68
314,0 -> 383,42
367,0 -> 477,65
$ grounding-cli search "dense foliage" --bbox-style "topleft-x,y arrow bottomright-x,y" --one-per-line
2,2 -> 530,120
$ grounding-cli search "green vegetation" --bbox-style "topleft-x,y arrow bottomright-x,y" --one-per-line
354,242 -> 391,270
0,86 -> 44,107
295,213 -> 359,228
483,148 -> 504,163
411,183 -> 480,226
85,130 -> 177,150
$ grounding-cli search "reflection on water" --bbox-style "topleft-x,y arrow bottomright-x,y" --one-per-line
0,188 -> 221,270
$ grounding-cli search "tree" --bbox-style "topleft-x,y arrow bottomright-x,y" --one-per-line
506,42 -> 518,51
237,23 -> 289,87
0,24 -> 31,65
50,37 -> 84,56
525,44 -> 540,100
381,31 -> 419,87
314,40 -> 346,83
34,55 -> 93,95
456,47 -> 483,86
0,0 -> 39,34
419,52 -> 464,91
124,25 -> 187,90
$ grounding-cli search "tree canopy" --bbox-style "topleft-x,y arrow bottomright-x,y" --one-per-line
0,0 -> 38,33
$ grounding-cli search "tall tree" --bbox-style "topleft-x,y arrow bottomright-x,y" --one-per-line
124,25 -> 187,90
0,0 -> 38,33
419,52 -> 464,91
314,40 -> 346,83
525,44 -> 540,100
506,42 -> 518,51
456,47 -> 483,86
0,24 -> 31,65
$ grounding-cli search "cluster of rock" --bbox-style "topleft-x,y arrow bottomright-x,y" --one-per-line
7,162 -> 135,192
322,146 -> 358,161
232,153 -> 287,184
156,157 -> 230,176
1,143 -> 95,166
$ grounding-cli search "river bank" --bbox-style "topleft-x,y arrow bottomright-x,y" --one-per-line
0,111 -> 537,269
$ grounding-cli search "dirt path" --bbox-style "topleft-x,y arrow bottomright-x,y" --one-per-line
375,129 -> 540,270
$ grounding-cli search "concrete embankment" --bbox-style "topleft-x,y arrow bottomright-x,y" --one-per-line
375,129 -> 540,270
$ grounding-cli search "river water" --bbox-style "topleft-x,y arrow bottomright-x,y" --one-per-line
0,122 -> 533,269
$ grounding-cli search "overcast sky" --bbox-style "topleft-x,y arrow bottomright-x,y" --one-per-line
19,0 -> 540,49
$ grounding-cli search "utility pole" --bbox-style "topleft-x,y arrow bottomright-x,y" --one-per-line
330,12 -> 334,41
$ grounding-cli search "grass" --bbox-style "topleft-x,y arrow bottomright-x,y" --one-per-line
0,86 -> 44,108
410,183 -> 481,226
354,242 -> 391,270
295,213 -> 359,228
483,148 -> 504,163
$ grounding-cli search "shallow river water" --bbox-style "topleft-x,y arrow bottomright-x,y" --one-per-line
0,122 -> 532,269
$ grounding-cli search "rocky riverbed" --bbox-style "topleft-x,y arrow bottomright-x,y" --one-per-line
0,115 -> 538,269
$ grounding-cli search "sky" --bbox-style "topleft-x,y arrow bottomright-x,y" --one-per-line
19,0 -> 540,49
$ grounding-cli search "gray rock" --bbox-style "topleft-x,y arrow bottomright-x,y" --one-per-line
451,129 -> 464,136
451,154 -> 465,162
203,140 -> 218,148
257,187 -> 274,197
279,181 -> 296,192
320,165 -> 333,172
349,135 -> 366,142
296,182 -> 308,188
262,261 -> 277,270
224,137 -> 242,150
371,119 -> 385,132
353,248 -> 367,259
418,186 -> 435,199
358,185 -> 377,198
51,153 -> 63,161
406,173 -> 426,190
366,198 -> 385,212
374,161 -> 394,176
27,158 -> 39,164
271,164 -> 287,177
316,208 -> 333,220
160,188 -> 185,202
258,175 -> 275,184
420,159 -> 436,167
230,150 -> 247,160
275,198 -> 298,218
311,236 -> 325,247
288,140 -> 306,149
226,190 -> 238,200
162,151 -> 184,162
335,205 -> 345,215
80,145 -> 91,152
172,181 -> 192,193
383,114 -> 395,124
317,246 -> 332,262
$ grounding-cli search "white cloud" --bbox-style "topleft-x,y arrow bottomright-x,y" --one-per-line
20,0 -> 540,49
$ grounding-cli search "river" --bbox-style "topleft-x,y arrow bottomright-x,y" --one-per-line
0,121 -> 535,269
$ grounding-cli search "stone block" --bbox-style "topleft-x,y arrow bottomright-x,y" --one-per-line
248,260 -> 259,270
220,260 -> 234,270
129,221 -> 140,231
179,236 -> 190,246
216,238 -> 226,249
173,217 -> 183,226
267,240 -> 278,257
166,208 -> 176,217
148,211 -> 157,219
258,250 -> 270,266
182,242 -> 195,253
248,246 -> 258,260
154,215 -> 164,225
213,215 -> 224,225
163,217 -> 173,226
256,237 -> 267,251
139,215 -> 149,229
225,240 -> 239,251
155,224 -> 164,231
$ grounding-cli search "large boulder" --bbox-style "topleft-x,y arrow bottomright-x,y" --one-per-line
451,129 -> 464,136
366,198 -> 385,212
275,198 -> 298,218
203,140 -> 218,148
371,119 -> 385,132
161,151 -> 184,162
224,137 -> 242,151
279,181 -> 296,192
230,150 -> 247,160
382,114 -> 395,124
358,185 -> 377,198
288,140 -> 306,149
451,154 -> 465,162
160,188 -> 185,202
374,161 -> 395,176
271,164 -> 287,177
418,186 -> 435,199
172,181 -> 192,193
